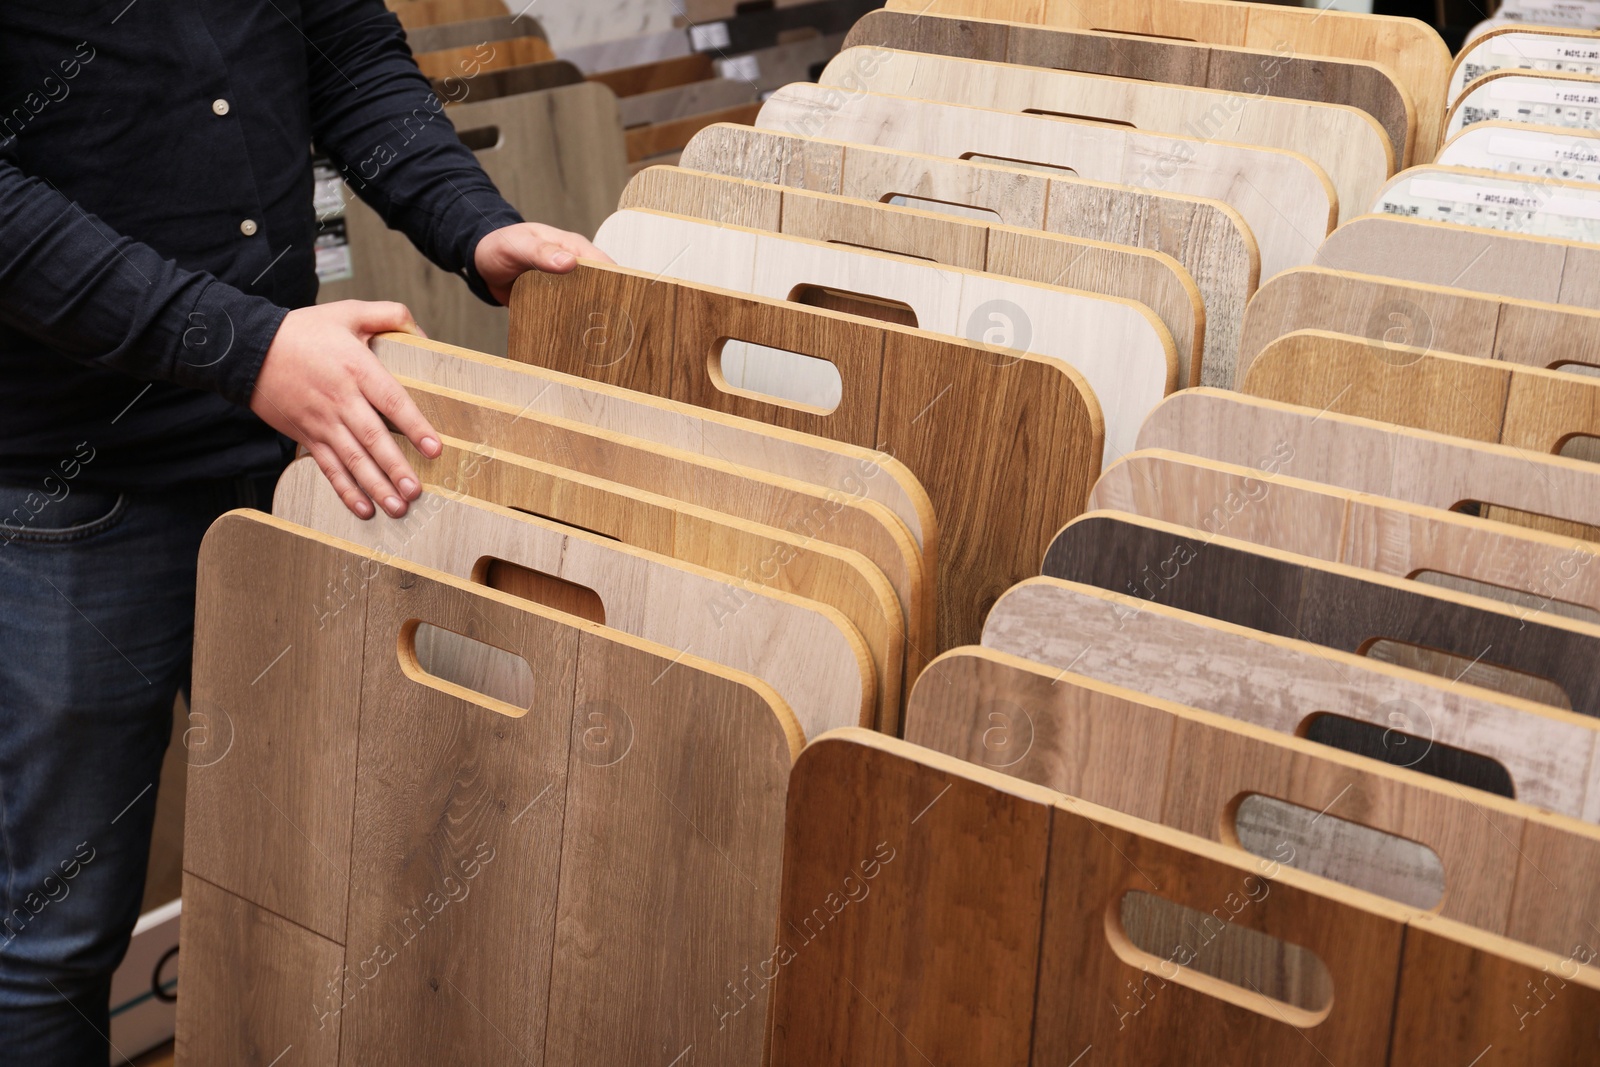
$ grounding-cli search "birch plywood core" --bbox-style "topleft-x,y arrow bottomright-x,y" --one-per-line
1235,267 -> 1600,385
681,124 -> 1257,386
818,48 -> 1393,222
879,0 -> 1451,162
592,208 -> 1174,461
272,459 -> 872,739
1373,165 -> 1600,244
620,166 -> 1208,387
506,262 -> 1104,652
907,647 -> 1600,957
979,578 -> 1600,821
756,83 -> 1333,282
842,9 -> 1415,166
182,512 -> 796,1066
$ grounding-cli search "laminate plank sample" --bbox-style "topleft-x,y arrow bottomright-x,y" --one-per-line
391,0 -> 508,30
1436,120 -> 1600,186
621,166 -> 1207,387
1445,70 -> 1600,141
370,333 -> 937,555
273,458 -> 873,737
432,58 -> 583,102
617,77 -> 761,129
507,262 -> 1104,653
1092,449 -> 1600,627
880,0 -> 1450,162
844,9 -> 1415,166
1236,266 -> 1600,385
980,578 -> 1600,819
413,35 -> 554,81
1447,25 -> 1600,104
1373,165 -> 1600,244
819,47 -> 1393,222
908,647 -> 1600,957
757,83 -> 1334,282
404,14 -> 545,54
1043,510 -> 1600,714
681,123 -> 1257,387
317,82 -> 626,355
593,208 -> 1175,460
624,100 -> 761,163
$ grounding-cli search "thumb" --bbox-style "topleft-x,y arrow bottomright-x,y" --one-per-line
339,300 -> 426,340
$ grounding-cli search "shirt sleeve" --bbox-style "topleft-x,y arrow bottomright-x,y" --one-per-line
0,155 -> 289,407
302,0 -> 526,306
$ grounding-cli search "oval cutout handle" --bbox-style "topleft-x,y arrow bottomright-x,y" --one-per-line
456,125 -> 502,152
399,619 -> 532,718
1297,711 -> 1516,798
473,555 -> 606,625
711,338 -> 844,414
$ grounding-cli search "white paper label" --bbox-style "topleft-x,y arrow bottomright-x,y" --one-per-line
1489,133 -> 1600,165
717,54 -> 761,82
689,21 -> 731,50
1491,35 -> 1600,62
1491,78 -> 1600,107
1410,177 -> 1600,219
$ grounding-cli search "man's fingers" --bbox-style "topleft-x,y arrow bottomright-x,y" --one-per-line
529,239 -> 579,272
552,230 -> 612,265
350,405 -> 426,503
330,423 -> 408,518
361,363 -> 442,461
307,442 -> 374,519
338,300 -> 426,340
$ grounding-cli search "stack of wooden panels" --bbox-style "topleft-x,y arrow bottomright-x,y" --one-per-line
179,2 -> 1600,1064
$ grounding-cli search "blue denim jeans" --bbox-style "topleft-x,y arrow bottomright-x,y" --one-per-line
0,471 -> 280,1065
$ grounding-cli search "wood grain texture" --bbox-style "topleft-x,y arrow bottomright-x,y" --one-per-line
317,81 -> 626,356
1043,510 -> 1600,714
392,373 -> 927,697
820,47 -> 1393,222
907,648 -> 1600,955
184,511 -> 798,1067
680,123 -> 1258,386
507,261 -> 1103,653
757,82 -> 1334,282
624,100 -> 761,163
620,165 -> 1208,387
404,14 -> 545,55
272,457 -> 874,738
174,874 -> 343,1067
1137,389 -> 1600,548
1242,329 -> 1600,462
593,207 -> 1175,459
1315,215 -> 1600,312
980,577 -> 1600,821
588,51 -> 714,97
391,0 -> 507,30
1236,266 -> 1600,386
1092,449 -> 1600,628
434,59 -> 583,102
881,0 -> 1449,162
370,333 -> 938,555
413,35 -> 554,81
401,435 -> 910,733
843,9 -> 1415,166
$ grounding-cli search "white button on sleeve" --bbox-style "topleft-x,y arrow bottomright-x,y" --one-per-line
212,98 -> 230,116
239,219 -> 257,236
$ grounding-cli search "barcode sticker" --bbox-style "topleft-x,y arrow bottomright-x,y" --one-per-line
689,22 -> 730,50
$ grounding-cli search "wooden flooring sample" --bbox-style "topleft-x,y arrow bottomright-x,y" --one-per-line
392,0 -> 508,30
819,47 -> 1393,222
980,577 -> 1600,819
507,261 -> 1104,653
1043,510 -> 1600,714
908,647 -> 1600,957
1315,215 -> 1600,314
1436,120 -> 1600,186
434,58 -> 583,101
413,35 -> 554,81
624,100 -> 762,164
592,208 -> 1175,461
402,435 -> 911,733
1373,165 -> 1600,244
184,511 -> 797,1067
1448,26 -> 1600,104
273,457 -> 873,738
404,14 -> 545,55
844,9 -> 1415,166
772,731 -> 1600,1066
1241,329 -> 1600,463
1139,388 -> 1600,545
680,123 -> 1257,388
880,0 -> 1451,163
1236,266 -> 1600,385
620,166 -> 1207,387
757,83 -> 1333,283
317,82 -> 626,356
1446,70 -> 1600,141
1093,449 -> 1600,627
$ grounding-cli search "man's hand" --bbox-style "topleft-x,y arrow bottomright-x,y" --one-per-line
250,301 -> 441,520
473,221 -> 613,305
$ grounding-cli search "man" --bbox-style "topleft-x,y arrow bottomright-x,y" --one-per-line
0,2 -> 607,1060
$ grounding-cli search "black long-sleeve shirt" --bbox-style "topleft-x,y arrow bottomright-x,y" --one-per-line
0,0 -> 523,489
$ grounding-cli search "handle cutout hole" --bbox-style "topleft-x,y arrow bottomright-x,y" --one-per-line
787,284 -> 918,328
1411,568 -> 1600,626
1552,361 -> 1600,377
1022,107 -> 1137,130
960,152 -> 1078,178
882,193 -> 1004,223
1299,712 -> 1515,798
474,556 -> 605,625
456,125 -> 502,152
1108,890 -> 1334,1027
1360,637 -> 1572,711
1230,794 -> 1445,911
1558,433 -> 1600,466
712,339 -> 843,413
401,621 -> 532,716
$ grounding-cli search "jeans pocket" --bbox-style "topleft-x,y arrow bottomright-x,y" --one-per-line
0,484 -> 127,545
